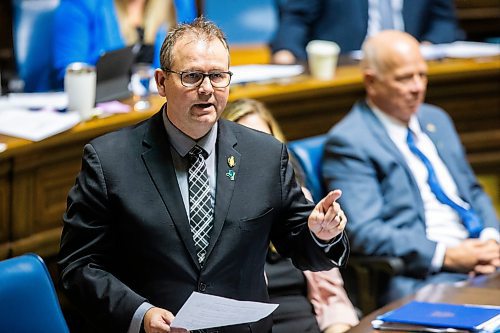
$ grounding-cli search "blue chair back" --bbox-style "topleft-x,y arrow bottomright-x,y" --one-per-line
204,0 -> 279,44
0,253 -> 69,333
288,135 -> 327,203
12,0 -> 59,92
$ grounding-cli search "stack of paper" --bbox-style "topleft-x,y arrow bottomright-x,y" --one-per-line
0,92 -> 81,142
0,109 -> 80,142
372,301 -> 500,333
230,64 -> 304,84
351,41 -> 500,61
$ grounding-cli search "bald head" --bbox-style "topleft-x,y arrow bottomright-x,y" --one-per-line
361,30 -> 428,124
361,30 -> 423,78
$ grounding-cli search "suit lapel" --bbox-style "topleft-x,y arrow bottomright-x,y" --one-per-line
204,120 -> 240,262
141,110 -> 199,268
360,101 -> 426,221
360,102 -> 407,165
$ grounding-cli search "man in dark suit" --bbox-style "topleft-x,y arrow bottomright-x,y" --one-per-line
322,30 -> 499,304
271,0 -> 463,64
58,18 -> 349,333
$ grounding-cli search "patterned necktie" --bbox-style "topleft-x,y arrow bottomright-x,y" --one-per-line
406,129 -> 483,237
188,145 -> 214,264
378,0 -> 395,30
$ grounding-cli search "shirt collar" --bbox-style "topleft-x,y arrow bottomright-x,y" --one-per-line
162,105 -> 218,158
368,100 -> 422,142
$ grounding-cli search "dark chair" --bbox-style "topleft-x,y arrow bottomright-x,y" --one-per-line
0,253 -> 70,333
288,135 -> 404,315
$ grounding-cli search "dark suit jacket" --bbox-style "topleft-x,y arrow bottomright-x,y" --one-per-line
59,109 -> 348,333
272,0 -> 462,59
322,101 -> 498,294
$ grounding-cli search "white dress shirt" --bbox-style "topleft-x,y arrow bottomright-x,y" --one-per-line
367,0 -> 404,38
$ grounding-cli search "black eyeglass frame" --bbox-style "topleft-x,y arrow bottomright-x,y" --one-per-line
162,68 -> 233,88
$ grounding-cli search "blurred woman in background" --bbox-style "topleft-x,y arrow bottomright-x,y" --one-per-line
53,0 -> 176,88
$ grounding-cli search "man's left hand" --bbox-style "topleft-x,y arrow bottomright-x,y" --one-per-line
308,189 -> 347,241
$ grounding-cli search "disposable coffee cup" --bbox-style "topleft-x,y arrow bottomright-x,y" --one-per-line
306,40 -> 340,80
64,62 -> 96,120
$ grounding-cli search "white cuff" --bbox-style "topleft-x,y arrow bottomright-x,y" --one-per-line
479,227 -> 500,243
431,242 -> 447,272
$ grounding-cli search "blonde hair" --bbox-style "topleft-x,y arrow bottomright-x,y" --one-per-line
222,99 -> 286,142
114,0 -> 176,45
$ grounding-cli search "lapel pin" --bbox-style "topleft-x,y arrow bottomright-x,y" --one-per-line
227,156 -> 236,168
226,169 -> 235,181
426,123 -> 436,133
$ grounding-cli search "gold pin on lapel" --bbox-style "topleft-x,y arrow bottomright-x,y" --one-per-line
227,156 -> 236,168
426,123 -> 436,133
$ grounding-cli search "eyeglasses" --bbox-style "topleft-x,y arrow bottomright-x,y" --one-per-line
163,68 -> 233,88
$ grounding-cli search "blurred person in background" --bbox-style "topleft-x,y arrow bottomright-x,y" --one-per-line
272,0 -> 463,64
53,0 -> 176,88
322,30 -> 499,305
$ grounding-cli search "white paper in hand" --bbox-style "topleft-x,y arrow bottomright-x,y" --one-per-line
171,292 -> 278,331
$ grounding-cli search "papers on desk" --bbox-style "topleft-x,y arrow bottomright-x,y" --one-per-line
372,301 -> 500,333
0,92 -> 80,141
2,92 -> 68,110
0,108 -> 80,141
230,64 -> 304,84
350,41 -> 500,61
421,41 -> 500,60
171,292 -> 278,331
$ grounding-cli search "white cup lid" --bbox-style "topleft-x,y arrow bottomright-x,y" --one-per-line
66,62 -> 95,74
306,40 -> 340,56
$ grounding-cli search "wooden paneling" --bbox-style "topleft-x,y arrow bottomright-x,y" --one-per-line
10,142 -> 84,257
0,160 -> 11,259
455,0 -> 500,41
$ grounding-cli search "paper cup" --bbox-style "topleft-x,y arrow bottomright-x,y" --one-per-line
65,62 -> 96,120
306,40 -> 340,80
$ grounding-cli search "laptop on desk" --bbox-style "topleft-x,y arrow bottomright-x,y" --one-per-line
95,46 -> 136,103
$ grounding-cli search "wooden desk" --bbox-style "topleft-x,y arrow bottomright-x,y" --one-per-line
348,272 -> 500,333
0,50 -> 499,260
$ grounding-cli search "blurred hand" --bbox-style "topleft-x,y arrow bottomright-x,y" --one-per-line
308,190 -> 346,241
444,239 -> 499,273
272,50 -> 297,64
473,239 -> 500,274
324,323 -> 352,333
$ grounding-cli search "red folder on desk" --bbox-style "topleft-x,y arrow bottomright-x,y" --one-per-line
372,301 -> 500,332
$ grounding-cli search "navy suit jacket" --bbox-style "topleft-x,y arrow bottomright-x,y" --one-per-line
59,109 -> 348,333
322,101 -> 498,278
272,0 -> 462,59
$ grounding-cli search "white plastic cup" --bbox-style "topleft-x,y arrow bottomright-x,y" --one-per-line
64,62 -> 96,120
306,40 -> 340,80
